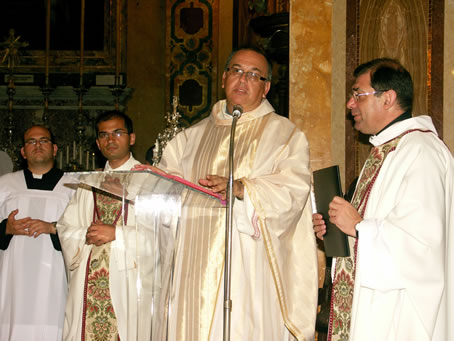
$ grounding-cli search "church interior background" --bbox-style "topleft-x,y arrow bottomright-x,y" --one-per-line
1,0 -> 454,339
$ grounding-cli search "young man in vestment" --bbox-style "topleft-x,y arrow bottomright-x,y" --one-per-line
57,111 -> 149,341
135,47 -> 318,340
313,58 -> 454,340
0,125 -> 76,340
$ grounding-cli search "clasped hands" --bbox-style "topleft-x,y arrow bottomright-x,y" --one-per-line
85,219 -> 116,246
313,196 -> 362,240
6,209 -> 56,238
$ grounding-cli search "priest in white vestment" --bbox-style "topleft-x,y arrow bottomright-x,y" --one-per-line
135,48 -> 318,341
58,111 -> 153,341
314,58 -> 454,341
0,126 -> 76,341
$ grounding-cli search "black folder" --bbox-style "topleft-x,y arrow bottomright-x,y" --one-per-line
313,165 -> 350,257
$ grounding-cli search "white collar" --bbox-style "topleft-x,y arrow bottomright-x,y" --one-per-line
104,153 -> 140,171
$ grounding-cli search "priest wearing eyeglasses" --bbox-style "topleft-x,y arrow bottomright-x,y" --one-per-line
57,111 -> 153,341
313,58 -> 454,341
0,125 -> 76,341
136,47 -> 318,340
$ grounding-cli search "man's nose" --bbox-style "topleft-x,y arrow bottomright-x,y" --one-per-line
346,96 -> 356,110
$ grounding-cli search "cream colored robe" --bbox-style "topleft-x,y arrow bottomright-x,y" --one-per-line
160,99 -> 318,341
57,155 -> 153,341
349,116 -> 454,340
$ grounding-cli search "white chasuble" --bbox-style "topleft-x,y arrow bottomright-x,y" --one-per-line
160,99 -> 318,341
328,133 -> 403,341
58,156 -> 154,341
329,116 -> 454,341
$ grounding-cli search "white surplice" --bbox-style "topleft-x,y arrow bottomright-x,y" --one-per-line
0,170 -> 76,341
160,99 -> 318,341
349,116 -> 454,341
57,155 -> 153,341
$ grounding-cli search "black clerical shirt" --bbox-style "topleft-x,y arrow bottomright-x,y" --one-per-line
0,167 -> 64,251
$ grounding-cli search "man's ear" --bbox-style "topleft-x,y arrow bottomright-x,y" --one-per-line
221,71 -> 227,89
383,89 -> 397,109
20,147 -> 26,159
263,81 -> 271,98
53,144 -> 58,158
129,133 -> 136,146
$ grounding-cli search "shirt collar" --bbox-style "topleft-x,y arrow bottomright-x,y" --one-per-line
104,153 -> 139,171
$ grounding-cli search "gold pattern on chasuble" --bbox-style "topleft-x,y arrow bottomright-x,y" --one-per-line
329,136 -> 402,341
174,114 -> 271,340
84,191 -> 125,341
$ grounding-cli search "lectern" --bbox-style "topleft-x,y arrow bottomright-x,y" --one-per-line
68,169 -> 224,340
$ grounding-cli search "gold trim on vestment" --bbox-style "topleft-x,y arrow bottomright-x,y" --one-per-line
173,111 -> 272,340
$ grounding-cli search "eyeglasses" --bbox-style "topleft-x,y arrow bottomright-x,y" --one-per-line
351,90 -> 388,102
98,130 -> 129,139
226,67 -> 268,82
25,137 -> 52,146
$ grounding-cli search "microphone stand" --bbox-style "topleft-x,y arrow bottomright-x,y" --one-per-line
223,105 -> 242,341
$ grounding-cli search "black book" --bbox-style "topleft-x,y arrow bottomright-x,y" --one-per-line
312,165 -> 350,257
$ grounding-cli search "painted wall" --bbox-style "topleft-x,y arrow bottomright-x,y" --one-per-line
126,0 -> 166,163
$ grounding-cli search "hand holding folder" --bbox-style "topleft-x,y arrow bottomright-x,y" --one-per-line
312,165 -> 350,257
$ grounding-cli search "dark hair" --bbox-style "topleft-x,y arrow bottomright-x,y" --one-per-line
224,46 -> 273,81
95,110 -> 134,135
145,146 -> 154,164
22,125 -> 56,145
354,58 -> 413,113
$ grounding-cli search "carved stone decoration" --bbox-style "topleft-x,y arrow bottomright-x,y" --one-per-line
345,0 -> 443,189
353,0 -> 429,178
166,0 -> 218,127
359,0 -> 428,118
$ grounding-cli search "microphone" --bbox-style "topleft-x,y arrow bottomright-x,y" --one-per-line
232,105 -> 243,118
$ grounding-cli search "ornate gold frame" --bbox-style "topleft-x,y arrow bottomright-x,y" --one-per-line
0,0 -> 126,76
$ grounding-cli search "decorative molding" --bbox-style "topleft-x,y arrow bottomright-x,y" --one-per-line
345,0 -> 443,187
166,0 -> 219,127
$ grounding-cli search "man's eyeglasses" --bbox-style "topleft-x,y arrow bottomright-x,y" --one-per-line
25,137 -> 52,146
351,90 -> 388,102
97,130 -> 129,139
226,67 -> 268,82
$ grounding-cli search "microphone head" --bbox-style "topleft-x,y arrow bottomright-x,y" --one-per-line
232,104 -> 243,117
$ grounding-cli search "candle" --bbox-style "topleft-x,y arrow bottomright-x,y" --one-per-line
115,0 -> 121,85
45,0 -> 51,86
73,141 -> 76,159
86,151 -> 89,170
66,145 -> 69,164
80,0 -> 85,87
92,153 -> 95,170
79,146 -> 82,165
59,151 -> 62,169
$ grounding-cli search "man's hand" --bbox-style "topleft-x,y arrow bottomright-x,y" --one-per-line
100,174 -> 128,197
328,196 -> 362,237
199,175 -> 244,200
28,219 -> 56,237
5,210 -> 56,238
5,209 -> 32,236
132,164 -> 167,175
86,219 -> 116,246
312,213 -> 327,240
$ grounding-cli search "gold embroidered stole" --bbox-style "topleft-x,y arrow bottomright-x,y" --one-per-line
173,114 -> 271,340
328,135 -> 403,341
82,188 -> 127,341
